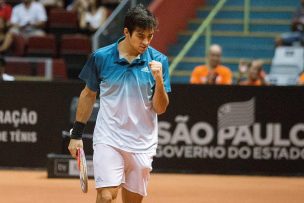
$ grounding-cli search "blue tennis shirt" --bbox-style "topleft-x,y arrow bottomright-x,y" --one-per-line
79,37 -> 171,154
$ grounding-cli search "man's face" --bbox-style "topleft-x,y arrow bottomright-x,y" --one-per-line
208,50 -> 221,68
125,27 -> 154,54
248,65 -> 260,80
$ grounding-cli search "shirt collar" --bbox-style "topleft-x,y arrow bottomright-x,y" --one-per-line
113,36 -> 148,65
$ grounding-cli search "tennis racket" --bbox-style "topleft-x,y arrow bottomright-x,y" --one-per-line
77,148 -> 88,193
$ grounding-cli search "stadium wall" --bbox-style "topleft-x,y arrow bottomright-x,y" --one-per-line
1,82 -> 304,176
149,0 -> 205,54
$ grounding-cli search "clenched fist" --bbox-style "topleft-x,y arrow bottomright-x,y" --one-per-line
149,60 -> 163,81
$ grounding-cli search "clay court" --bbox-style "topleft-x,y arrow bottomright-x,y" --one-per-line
1,169 -> 304,203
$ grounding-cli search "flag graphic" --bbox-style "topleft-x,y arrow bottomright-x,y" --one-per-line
217,98 -> 255,129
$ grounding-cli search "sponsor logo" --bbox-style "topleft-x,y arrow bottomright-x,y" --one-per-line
141,66 -> 150,73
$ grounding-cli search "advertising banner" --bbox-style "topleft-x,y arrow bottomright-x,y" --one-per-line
155,85 -> 304,175
0,81 -> 83,167
1,82 -> 304,175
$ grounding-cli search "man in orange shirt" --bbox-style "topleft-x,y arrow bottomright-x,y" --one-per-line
190,44 -> 232,85
297,71 -> 304,85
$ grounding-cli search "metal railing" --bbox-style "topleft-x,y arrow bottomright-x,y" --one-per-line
169,0 -> 227,75
244,0 -> 251,34
169,0 -> 252,76
4,56 -> 53,80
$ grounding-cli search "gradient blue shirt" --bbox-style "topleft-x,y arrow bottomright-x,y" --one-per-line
79,37 -> 171,154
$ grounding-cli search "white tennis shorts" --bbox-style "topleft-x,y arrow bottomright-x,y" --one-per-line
93,143 -> 154,196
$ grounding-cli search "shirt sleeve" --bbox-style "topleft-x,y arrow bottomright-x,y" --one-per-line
79,53 -> 100,92
36,3 -> 47,22
10,7 -> 18,25
190,66 -> 201,84
162,56 -> 171,93
222,68 -> 233,85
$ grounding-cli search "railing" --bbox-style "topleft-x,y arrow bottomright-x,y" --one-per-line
244,0 -> 251,34
4,57 -> 53,80
169,0 -> 252,76
169,0 -> 227,75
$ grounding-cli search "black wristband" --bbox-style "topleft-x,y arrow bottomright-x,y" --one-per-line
70,121 -> 86,140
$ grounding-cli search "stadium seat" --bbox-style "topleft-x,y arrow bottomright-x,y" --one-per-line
267,47 -> 304,85
26,34 -> 57,57
10,34 -> 26,57
36,58 -> 67,80
60,34 -> 91,79
48,8 -> 78,41
5,61 -> 36,76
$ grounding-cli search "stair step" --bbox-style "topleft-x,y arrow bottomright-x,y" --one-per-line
177,34 -> 275,48
188,19 -> 290,33
206,0 -> 299,7
198,6 -> 295,21
190,18 -> 290,25
179,31 -> 280,38
168,45 -> 274,58
200,6 -> 296,12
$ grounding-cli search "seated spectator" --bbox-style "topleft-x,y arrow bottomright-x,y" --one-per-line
297,71 -> 304,84
0,56 -> 14,81
236,58 -> 251,84
0,0 -> 12,23
239,59 -> 268,86
275,0 -> 304,46
190,44 -> 232,85
9,0 -> 47,38
0,17 -> 13,54
79,0 -> 108,34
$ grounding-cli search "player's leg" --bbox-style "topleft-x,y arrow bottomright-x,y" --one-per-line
121,187 -> 143,203
93,144 -> 125,203
121,151 -> 154,203
96,187 -> 119,203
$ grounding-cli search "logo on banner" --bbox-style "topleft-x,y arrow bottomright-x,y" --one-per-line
157,98 -> 304,161
218,98 -> 255,129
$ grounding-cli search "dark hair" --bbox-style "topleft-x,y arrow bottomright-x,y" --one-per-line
124,4 -> 158,35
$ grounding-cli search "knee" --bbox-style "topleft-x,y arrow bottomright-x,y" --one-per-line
96,188 -> 119,203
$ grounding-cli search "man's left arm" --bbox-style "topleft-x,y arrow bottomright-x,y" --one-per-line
149,60 -> 169,115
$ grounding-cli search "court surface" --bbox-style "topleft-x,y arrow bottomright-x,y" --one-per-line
1,169 -> 304,203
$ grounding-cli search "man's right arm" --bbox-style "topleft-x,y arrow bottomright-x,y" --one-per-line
68,86 -> 97,158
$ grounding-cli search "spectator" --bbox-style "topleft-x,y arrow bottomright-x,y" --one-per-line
275,0 -> 304,46
0,17 -> 13,54
0,56 -> 14,81
297,71 -> 304,84
190,44 -> 232,85
236,58 -> 251,84
79,0 -> 108,34
0,0 -> 12,23
9,0 -> 47,38
239,59 -> 268,86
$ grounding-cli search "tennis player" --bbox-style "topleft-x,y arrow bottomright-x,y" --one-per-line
68,4 -> 171,203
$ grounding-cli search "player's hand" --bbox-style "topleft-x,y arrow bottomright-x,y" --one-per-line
149,60 -> 163,81
68,139 -> 83,159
